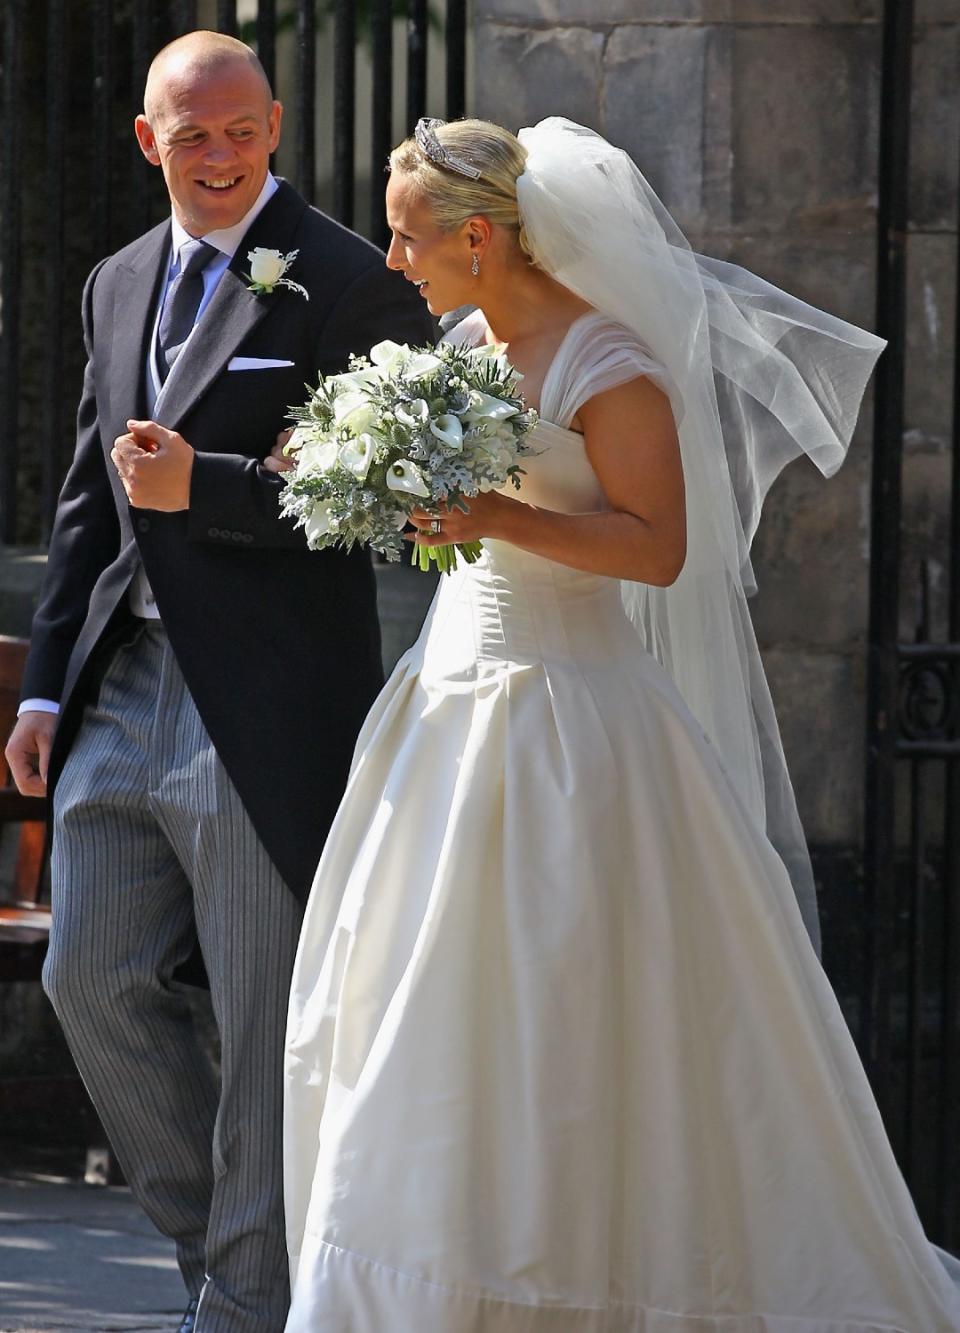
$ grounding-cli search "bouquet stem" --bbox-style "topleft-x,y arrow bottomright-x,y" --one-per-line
413,540 -> 483,575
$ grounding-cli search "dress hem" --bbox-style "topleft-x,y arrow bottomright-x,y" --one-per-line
285,1235 -> 921,1333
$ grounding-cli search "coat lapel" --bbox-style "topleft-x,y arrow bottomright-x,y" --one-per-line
154,181 -> 309,432
109,224 -> 171,439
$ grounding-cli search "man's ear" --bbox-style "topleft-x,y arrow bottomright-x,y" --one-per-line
135,114 -> 161,166
268,100 -> 283,155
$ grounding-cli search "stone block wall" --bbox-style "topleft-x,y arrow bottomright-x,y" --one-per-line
472,0 -> 958,864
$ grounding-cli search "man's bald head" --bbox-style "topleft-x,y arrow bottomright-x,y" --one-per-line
135,29 -> 282,236
143,31 -> 272,125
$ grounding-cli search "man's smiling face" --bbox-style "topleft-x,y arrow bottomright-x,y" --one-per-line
135,55 -> 282,237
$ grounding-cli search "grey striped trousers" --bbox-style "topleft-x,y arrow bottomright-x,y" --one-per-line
43,622 -> 304,1333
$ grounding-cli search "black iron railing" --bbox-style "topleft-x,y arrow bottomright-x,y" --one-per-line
0,0 -> 23,547
0,0 -> 467,544
864,0 -> 960,1249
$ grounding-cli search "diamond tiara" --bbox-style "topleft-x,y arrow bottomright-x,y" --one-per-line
413,117 -> 482,181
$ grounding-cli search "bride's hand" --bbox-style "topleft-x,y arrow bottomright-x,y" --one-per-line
262,427 -> 296,474
408,490 -> 517,546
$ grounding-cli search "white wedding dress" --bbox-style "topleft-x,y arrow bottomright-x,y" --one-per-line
283,311 -> 960,1332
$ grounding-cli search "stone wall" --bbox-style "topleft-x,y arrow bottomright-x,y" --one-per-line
472,0 -> 959,864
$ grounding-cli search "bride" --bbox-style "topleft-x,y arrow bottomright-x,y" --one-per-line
273,117 -> 960,1330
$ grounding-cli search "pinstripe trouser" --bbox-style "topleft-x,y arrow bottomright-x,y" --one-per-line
43,622 -> 304,1333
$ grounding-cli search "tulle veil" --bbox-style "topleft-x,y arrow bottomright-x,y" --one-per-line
514,118 -> 886,949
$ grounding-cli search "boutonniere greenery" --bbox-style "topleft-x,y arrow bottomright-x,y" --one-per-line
245,247 -> 309,299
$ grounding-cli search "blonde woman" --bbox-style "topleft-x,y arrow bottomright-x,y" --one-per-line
274,118 -> 960,1330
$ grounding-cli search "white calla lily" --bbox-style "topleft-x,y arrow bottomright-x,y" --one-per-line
283,424 -> 312,456
404,350 -> 442,377
305,500 -> 336,542
385,458 -> 430,498
429,414 -> 464,451
396,398 -> 430,428
338,433 -> 375,480
369,340 -> 409,370
368,341 -> 441,380
464,390 -> 519,422
326,366 -> 384,392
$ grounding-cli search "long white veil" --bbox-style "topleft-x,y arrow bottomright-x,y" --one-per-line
516,118 -> 886,950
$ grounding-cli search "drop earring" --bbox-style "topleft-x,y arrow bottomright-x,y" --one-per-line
471,254 -> 480,277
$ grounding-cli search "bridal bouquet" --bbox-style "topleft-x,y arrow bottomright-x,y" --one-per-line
279,339 -> 538,573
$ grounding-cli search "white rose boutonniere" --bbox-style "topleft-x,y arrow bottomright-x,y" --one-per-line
245,247 -> 309,299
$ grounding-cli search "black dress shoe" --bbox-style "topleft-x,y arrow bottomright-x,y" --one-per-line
177,1298 -> 199,1333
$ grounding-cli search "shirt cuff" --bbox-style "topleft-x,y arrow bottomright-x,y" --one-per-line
18,698 -> 60,717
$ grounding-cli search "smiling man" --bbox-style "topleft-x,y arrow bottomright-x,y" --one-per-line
139,38 -> 279,236
4,30 -> 431,1333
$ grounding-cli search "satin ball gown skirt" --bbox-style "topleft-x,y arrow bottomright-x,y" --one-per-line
283,542 -> 960,1332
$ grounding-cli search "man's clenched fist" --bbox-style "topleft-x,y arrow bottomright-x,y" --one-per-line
5,710 -> 57,797
111,419 -> 194,511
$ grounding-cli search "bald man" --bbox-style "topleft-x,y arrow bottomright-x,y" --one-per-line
5,32 -> 432,1333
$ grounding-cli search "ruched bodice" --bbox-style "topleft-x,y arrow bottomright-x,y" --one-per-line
420,541 -> 637,676
417,413 -> 634,675
412,311 -> 660,677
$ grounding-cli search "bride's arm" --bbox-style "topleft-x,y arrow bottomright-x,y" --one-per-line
412,374 -> 687,586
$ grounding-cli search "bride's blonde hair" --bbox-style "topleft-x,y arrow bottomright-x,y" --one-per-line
389,118 -> 535,262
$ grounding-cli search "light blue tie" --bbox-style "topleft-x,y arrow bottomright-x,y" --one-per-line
157,239 -> 218,384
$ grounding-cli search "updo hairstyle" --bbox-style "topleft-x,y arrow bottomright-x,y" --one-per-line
389,118 -> 535,263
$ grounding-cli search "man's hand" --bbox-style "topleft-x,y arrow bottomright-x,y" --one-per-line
111,419 -> 194,511
262,427 -> 296,474
5,711 -> 57,797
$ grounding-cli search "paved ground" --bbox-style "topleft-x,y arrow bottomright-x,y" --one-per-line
0,1172 -> 184,1333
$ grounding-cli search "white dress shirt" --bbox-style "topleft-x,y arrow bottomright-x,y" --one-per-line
20,174 -> 280,717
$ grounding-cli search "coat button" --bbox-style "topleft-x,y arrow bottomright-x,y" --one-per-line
208,526 -> 220,539
232,531 -> 243,542
137,517 -> 151,533
242,533 -> 253,544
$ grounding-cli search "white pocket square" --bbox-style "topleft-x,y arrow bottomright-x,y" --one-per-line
227,357 -> 296,371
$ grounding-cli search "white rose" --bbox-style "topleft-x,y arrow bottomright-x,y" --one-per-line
473,422 -> 513,455
248,248 -> 286,286
297,439 -> 340,474
340,403 -> 381,437
331,389 -> 369,424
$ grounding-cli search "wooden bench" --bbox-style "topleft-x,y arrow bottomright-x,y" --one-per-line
0,635 -> 115,1182
0,636 -> 50,978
